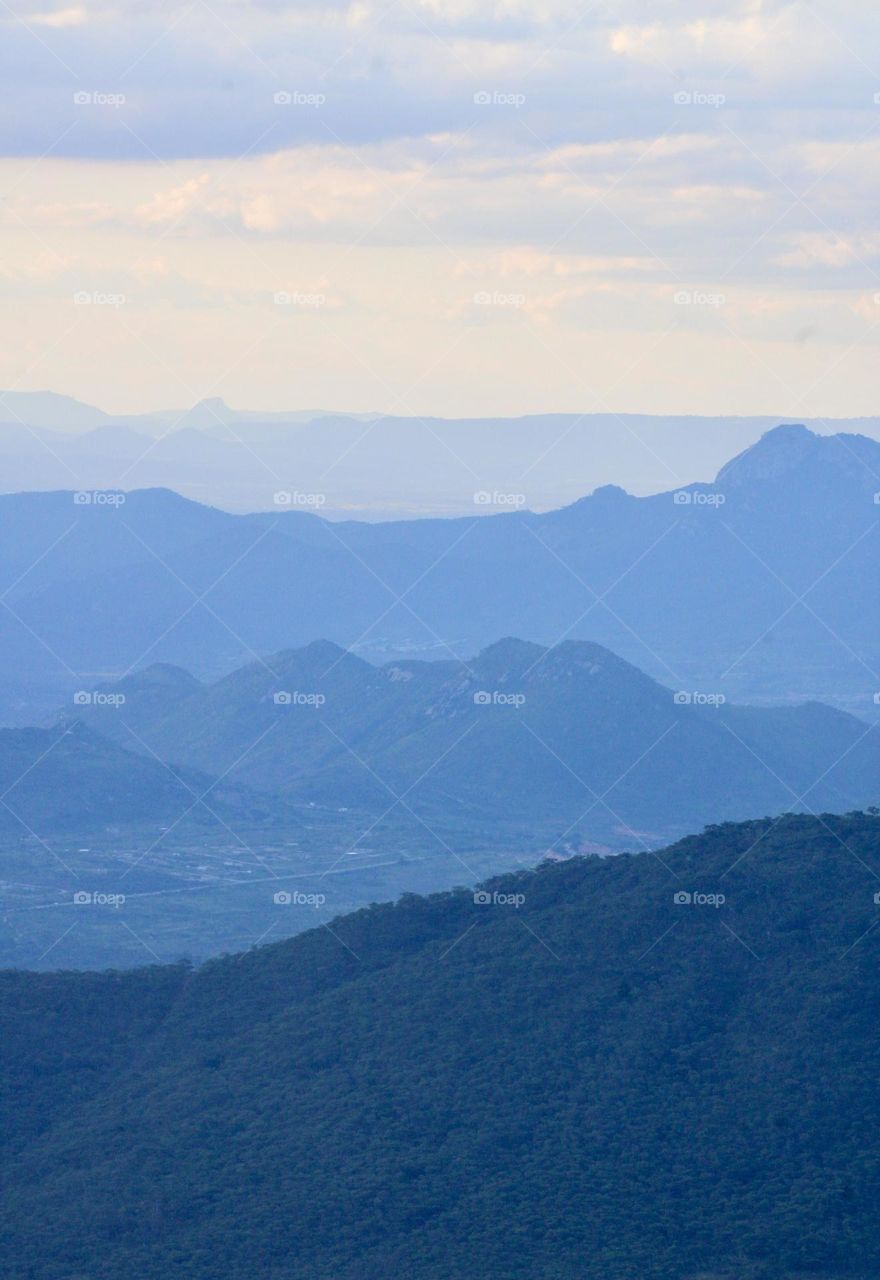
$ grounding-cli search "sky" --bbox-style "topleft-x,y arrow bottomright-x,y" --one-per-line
1,0 -> 880,418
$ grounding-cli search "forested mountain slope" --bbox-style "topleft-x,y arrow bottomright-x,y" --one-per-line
2,812 -> 880,1280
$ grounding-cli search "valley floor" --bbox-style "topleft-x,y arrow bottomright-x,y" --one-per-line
0,811 -> 616,969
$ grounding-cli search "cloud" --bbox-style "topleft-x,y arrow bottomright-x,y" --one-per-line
0,0 -> 879,417
134,175 -> 211,226
454,249 -> 659,278
2,200 -> 114,228
777,232 -> 880,268
608,6 -> 800,74
0,0 -> 874,168
28,5 -> 88,26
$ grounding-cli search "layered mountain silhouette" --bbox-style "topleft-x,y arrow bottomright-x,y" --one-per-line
66,637 -> 880,844
0,723 -> 284,834
3,813 -> 880,1280
2,393 -> 879,516
0,424 -> 876,724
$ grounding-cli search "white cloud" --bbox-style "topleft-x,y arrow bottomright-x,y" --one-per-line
26,5 -> 88,25
608,6 -> 801,74
776,232 -> 880,268
0,0 -> 879,414
134,175 -> 211,226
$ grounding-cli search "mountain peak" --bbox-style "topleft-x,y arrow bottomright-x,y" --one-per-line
183,397 -> 235,428
557,483 -> 632,516
269,639 -> 368,675
474,637 -> 546,669
716,423 -> 816,486
715,423 -> 880,490
763,422 -> 813,439
117,663 -> 202,693
471,637 -> 643,688
590,482 -> 631,501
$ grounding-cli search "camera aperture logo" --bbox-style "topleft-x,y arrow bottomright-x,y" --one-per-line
274,890 -> 326,907
673,90 -> 725,108
74,890 -> 125,908
474,490 -> 526,508
674,289 -> 725,307
474,889 -> 526,908
73,91 -> 126,108
673,489 -> 725,506
473,690 -> 526,708
473,290 -> 526,308
673,691 -> 726,707
273,690 -> 326,707
73,490 -> 126,507
273,291 -> 326,308
74,290 -> 127,308
674,890 -> 726,908
74,691 -> 125,708
273,90 -> 326,107
473,90 -> 525,108
273,490 -> 326,507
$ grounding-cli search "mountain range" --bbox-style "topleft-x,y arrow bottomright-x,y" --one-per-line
0,631 -> 875,970
65,637 -> 880,846
2,391 -> 880,515
3,812 -> 879,1279
0,423 -> 876,724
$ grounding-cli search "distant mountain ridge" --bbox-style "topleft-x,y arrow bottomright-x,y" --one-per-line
0,423 -> 874,724
66,636 -> 880,846
0,391 -> 111,431
0,391 -> 376,433
2,396 -> 880,517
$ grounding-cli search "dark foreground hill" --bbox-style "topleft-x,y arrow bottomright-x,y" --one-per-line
2,812 -> 880,1280
69,637 -> 880,845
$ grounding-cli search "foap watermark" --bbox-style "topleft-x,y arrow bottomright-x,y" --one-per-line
473,690 -> 526,708
473,290 -> 526,308
274,890 -> 326,907
273,489 -> 326,507
673,490 -> 726,506
273,290 -> 326,307
674,691 -> 726,707
73,90 -> 126,108
273,691 -> 326,707
674,289 -> 726,307
873,492 -> 880,505
273,90 -> 326,107
474,889 -> 526,908
73,490 -> 126,506
474,90 -> 526,107
673,90 -> 726,107
74,290 -> 126,307
73,691 -> 125,708
73,890 -> 126,908
674,890 -> 726,907
474,490 -> 526,508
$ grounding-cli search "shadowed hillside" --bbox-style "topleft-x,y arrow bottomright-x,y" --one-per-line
2,812 -> 880,1279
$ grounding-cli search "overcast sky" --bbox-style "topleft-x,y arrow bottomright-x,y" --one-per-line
2,0 -> 880,418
